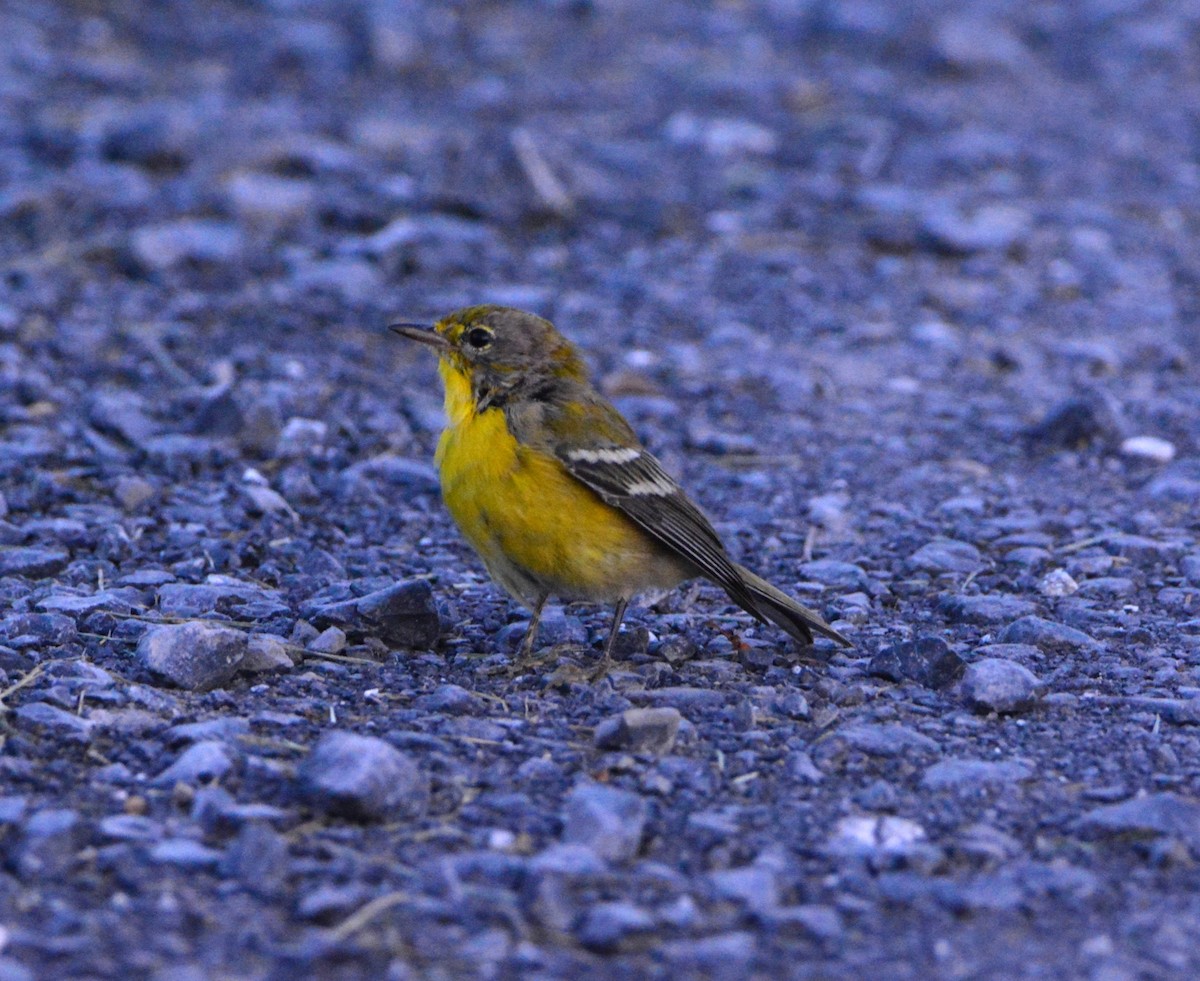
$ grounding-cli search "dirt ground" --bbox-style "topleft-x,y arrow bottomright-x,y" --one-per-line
1,1 -> 1199,978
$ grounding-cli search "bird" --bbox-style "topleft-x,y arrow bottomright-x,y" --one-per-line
391,305 -> 850,676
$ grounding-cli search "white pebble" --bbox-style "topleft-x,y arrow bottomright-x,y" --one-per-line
1120,435 -> 1175,464
1039,568 -> 1079,597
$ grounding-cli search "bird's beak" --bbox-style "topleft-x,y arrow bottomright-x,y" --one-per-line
389,322 -> 450,350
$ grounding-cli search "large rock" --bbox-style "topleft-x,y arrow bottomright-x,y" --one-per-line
137,622 -> 248,691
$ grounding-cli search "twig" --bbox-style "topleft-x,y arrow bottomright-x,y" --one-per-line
328,891 -> 416,943
0,662 -> 48,712
511,128 -> 575,217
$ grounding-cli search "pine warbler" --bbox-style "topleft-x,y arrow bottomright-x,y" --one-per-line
392,305 -> 850,675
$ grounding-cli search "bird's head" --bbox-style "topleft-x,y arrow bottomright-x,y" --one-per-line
391,305 -> 587,413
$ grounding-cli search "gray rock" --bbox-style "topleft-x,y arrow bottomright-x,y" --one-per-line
575,901 -> 654,952
153,741 -> 235,786
960,658 -> 1042,714
312,579 -> 441,649
98,814 -> 161,842
785,751 -> 824,784
241,634 -> 295,673
130,219 -> 243,269
593,707 -> 682,754
908,539 -> 983,574
0,613 -> 76,646
835,723 -> 940,757
798,560 -> 872,590
149,838 -> 223,869
157,580 -> 276,617
528,843 -> 608,875
414,684 -> 477,714
16,808 -> 84,878
219,822 -> 289,898
561,784 -> 647,862
137,622 -> 249,691
13,703 -> 95,743
0,546 -> 69,578
999,616 -> 1098,650
298,731 -> 428,822
36,587 -> 146,615
165,717 -> 251,745
709,865 -> 779,913
938,593 -> 1037,625
869,636 -> 966,689
922,758 -> 1033,789
1075,577 -> 1137,599
308,626 -> 347,654
113,475 -> 156,510
662,931 -> 756,978
1077,792 -> 1200,850
634,687 -> 727,710
656,634 -> 698,665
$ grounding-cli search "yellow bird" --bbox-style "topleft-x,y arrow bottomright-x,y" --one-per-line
392,305 -> 849,675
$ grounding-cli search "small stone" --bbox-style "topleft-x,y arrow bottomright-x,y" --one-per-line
1039,569 -> 1078,597
298,731 -> 428,822
16,808 -> 83,879
131,219 -> 243,269
312,579 -> 441,649
153,741 -> 235,786
575,902 -> 654,952
662,932 -> 756,976
835,723 -> 940,758
960,658 -> 1042,714
137,622 -> 248,691
921,202 -> 1031,254
938,593 -> 1037,625
275,417 -> 328,459
149,838 -> 222,869
709,866 -> 779,913
868,636 -> 966,689
113,475 -> 156,510
561,784 -> 647,862
798,560 -> 872,590
0,546 -> 69,578
656,634 -> 697,665
13,703 -> 95,744
1120,435 -> 1175,464
1077,792 -> 1200,850
785,751 -> 824,784
1000,616 -> 1098,651
907,539 -> 983,574
1024,394 -> 1123,453
1183,555 -> 1200,585
219,822 -> 289,898
308,626 -> 347,655
922,758 -> 1034,789
1075,577 -> 1137,599
593,708 -> 682,754
826,815 -> 927,859
241,634 -> 295,673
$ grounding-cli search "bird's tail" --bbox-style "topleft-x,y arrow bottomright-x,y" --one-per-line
732,564 -> 851,647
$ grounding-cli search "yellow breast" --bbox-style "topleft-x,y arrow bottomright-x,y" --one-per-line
433,361 -> 688,605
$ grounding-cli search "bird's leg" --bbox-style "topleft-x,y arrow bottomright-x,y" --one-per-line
589,597 -> 629,682
511,595 -> 547,671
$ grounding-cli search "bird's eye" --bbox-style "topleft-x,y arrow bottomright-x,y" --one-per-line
465,327 -> 493,350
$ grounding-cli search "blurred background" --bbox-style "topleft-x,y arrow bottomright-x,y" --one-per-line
0,0 -> 1197,518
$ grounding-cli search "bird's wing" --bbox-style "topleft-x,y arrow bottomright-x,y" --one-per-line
542,395 -> 764,617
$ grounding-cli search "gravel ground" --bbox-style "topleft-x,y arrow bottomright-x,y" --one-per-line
1,1 -> 1199,979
